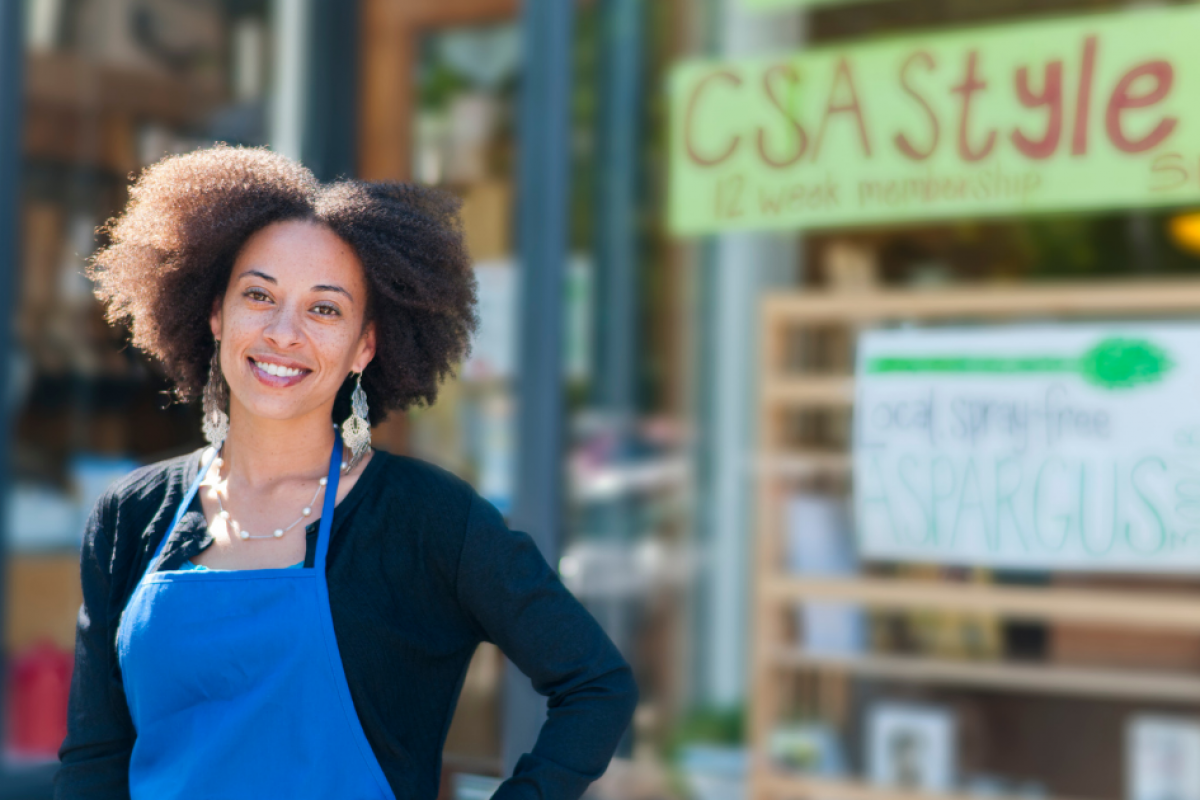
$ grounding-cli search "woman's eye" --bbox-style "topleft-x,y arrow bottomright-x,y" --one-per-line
313,304 -> 340,317
245,289 -> 271,302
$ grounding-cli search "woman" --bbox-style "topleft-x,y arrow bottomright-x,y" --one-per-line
54,145 -> 638,800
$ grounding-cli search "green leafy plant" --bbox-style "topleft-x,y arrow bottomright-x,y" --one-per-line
665,705 -> 745,760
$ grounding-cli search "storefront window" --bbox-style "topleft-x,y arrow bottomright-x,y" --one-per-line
7,0 -> 273,769
407,19 -> 523,781
668,2 -> 1200,800
406,6 -> 694,792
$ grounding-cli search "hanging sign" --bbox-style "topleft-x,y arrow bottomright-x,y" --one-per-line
669,6 -> 1200,234
853,324 -> 1200,573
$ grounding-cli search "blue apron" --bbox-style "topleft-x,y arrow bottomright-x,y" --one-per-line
116,436 -> 396,800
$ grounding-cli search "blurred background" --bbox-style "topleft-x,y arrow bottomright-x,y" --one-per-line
6,1 -> 1200,799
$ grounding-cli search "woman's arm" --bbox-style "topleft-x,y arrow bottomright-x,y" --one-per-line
53,489 -> 136,800
456,493 -> 639,800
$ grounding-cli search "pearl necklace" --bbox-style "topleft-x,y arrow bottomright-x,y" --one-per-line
204,454 -> 328,540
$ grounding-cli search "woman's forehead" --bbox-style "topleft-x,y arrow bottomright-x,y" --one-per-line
233,220 -> 364,290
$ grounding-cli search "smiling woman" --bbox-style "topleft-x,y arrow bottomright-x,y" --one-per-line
215,222 -> 377,443
89,144 -> 477,423
53,145 -> 638,800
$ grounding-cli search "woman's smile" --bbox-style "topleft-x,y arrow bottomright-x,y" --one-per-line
248,355 -> 313,388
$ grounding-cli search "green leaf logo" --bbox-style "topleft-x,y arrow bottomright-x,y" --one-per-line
1078,337 -> 1174,390
866,337 -> 1174,391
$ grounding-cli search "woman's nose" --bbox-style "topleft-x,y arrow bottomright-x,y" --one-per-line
262,305 -> 304,348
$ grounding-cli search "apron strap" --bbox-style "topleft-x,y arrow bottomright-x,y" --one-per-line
150,446 -> 219,568
315,433 -> 344,570
149,434 -> 342,573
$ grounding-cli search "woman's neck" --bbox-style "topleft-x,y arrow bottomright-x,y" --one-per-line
220,404 -> 337,488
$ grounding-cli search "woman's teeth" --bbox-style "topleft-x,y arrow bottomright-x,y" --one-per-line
254,360 -> 304,377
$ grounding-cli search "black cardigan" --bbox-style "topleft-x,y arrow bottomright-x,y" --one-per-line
53,447 -> 638,800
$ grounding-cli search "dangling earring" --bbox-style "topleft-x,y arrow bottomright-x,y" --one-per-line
202,340 -> 230,448
341,371 -> 371,471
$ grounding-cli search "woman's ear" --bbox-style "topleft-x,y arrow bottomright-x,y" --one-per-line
209,295 -> 223,339
352,322 -> 377,374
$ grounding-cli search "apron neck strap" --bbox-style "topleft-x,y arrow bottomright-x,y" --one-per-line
314,433 -> 344,570
151,446 -> 218,567
150,434 -> 344,571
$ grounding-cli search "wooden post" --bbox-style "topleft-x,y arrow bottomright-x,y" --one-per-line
357,0 -> 520,181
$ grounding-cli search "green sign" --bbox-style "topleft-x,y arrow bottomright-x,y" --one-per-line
669,6 -> 1200,234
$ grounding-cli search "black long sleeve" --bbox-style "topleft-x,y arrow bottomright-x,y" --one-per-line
456,494 -> 639,800
55,488 -> 135,799
52,449 -> 637,800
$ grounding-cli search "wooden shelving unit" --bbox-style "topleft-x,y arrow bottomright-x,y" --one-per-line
771,650 -> 1200,703
22,51 -> 226,175
25,51 -> 223,123
757,770 -> 1092,800
749,279 -> 1200,800
768,576 -> 1200,631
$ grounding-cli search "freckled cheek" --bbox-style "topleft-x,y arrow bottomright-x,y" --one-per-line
312,328 -> 362,370
221,304 -> 262,335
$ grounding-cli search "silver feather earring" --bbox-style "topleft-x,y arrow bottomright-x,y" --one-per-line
341,371 -> 371,471
202,340 -> 230,448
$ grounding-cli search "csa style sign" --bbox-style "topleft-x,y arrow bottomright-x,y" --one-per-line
669,6 -> 1200,233
853,325 -> 1200,573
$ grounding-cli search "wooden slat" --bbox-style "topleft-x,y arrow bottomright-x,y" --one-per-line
756,451 -> 852,477
763,377 -> 854,408
774,649 -> 1200,702
769,577 -> 1200,632
759,771 -> 1092,800
358,0 -> 415,180
764,281 -> 1200,326
750,271 -> 792,800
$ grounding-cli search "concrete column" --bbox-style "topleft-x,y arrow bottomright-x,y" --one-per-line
505,0 -> 575,775
268,0 -> 312,161
691,1 -> 807,709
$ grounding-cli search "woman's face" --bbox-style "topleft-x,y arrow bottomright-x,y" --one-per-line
210,219 -> 376,427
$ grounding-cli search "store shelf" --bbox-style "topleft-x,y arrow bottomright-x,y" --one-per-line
762,377 -> 854,408
763,280 -> 1200,326
25,50 -> 222,123
570,456 -> 689,502
758,771 -> 1091,800
756,451 -> 851,477
773,648 -> 1200,702
768,576 -> 1200,631
22,50 -> 226,175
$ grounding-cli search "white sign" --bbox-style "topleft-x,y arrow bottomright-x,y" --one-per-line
462,256 -> 592,382
867,702 -> 955,792
1128,716 -> 1200,800
463,259 -> 517,381
853,324 -> 1200,573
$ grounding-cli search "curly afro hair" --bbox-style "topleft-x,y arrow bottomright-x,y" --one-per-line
90,144 -> 478,425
